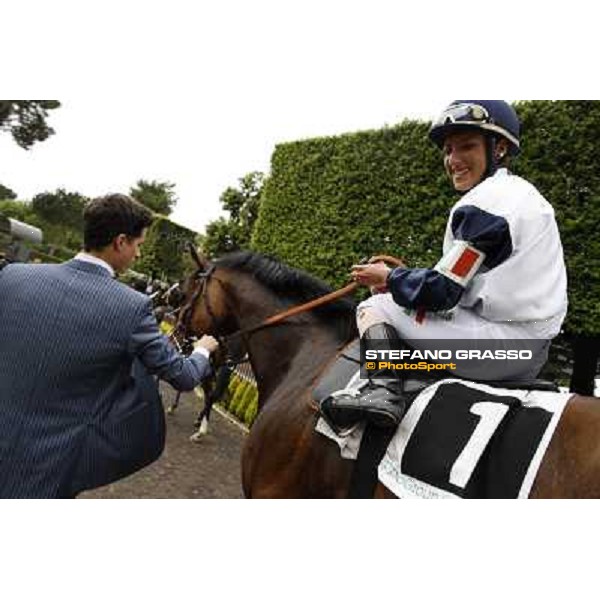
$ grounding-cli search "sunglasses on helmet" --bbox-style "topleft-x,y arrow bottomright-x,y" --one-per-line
433,103 -> 491,127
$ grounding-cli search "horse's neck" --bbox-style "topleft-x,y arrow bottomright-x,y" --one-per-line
244,323 -> 339,401
230,283 -> 342,401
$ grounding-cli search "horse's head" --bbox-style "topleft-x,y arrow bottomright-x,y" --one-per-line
177,243 -> 237,341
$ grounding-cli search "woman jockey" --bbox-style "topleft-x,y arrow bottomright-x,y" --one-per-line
322,101 -> 568,430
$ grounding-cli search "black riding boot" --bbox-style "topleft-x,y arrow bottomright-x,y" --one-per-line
320,323 -> 409,431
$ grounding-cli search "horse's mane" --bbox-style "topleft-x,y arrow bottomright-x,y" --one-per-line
215,251 -> 358,342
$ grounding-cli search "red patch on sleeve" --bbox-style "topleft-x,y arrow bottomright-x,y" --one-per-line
451,248 -> 480,278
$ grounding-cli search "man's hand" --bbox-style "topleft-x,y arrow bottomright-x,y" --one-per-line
193,335 -> 219,355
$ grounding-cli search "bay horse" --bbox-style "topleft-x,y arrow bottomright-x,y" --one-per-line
179,249 -> 600,498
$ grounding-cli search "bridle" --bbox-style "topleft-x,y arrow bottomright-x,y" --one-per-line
169,264 -> 226,356
170,246 -> 246,369
179,263 -> 218,340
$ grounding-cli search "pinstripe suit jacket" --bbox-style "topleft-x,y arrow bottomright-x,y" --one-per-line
0,259 -> 211,498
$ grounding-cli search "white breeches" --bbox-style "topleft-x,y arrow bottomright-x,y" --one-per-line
357,293 -> 555,381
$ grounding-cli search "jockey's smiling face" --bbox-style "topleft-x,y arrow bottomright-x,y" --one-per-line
442,131 -> 487,193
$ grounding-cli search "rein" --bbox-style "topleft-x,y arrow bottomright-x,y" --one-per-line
233,281 -> 359,339
174,252 -> 405,348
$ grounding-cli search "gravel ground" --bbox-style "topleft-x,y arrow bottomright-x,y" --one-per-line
81,383 -> 247,499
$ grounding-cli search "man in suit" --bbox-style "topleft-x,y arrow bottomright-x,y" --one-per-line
0,193 -> 218,498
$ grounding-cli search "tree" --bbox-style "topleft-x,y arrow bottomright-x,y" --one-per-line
201,171 -> 265,257
129,179 -> 177,215
0,199 -> 36,223
0,183 -> 17,200
31,188 -> 88,229
0,100 -> 61,149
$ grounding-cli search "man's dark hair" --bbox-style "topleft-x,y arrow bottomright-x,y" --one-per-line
83,194 -> 154,251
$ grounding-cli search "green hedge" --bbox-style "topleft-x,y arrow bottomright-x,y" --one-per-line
222,374 -> 259,427
252,101 -> 600,335
515,101 -> 600,334
222,375 -> 241,411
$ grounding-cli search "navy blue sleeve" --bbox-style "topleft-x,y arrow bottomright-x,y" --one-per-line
386,206 -> 512,311
387,268 -> 463,311
451,205 -> 512,269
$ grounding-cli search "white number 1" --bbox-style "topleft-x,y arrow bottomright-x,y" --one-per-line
449,402 -> 510,488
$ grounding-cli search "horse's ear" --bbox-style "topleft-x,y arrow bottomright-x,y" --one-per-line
187,242 -> 211,270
